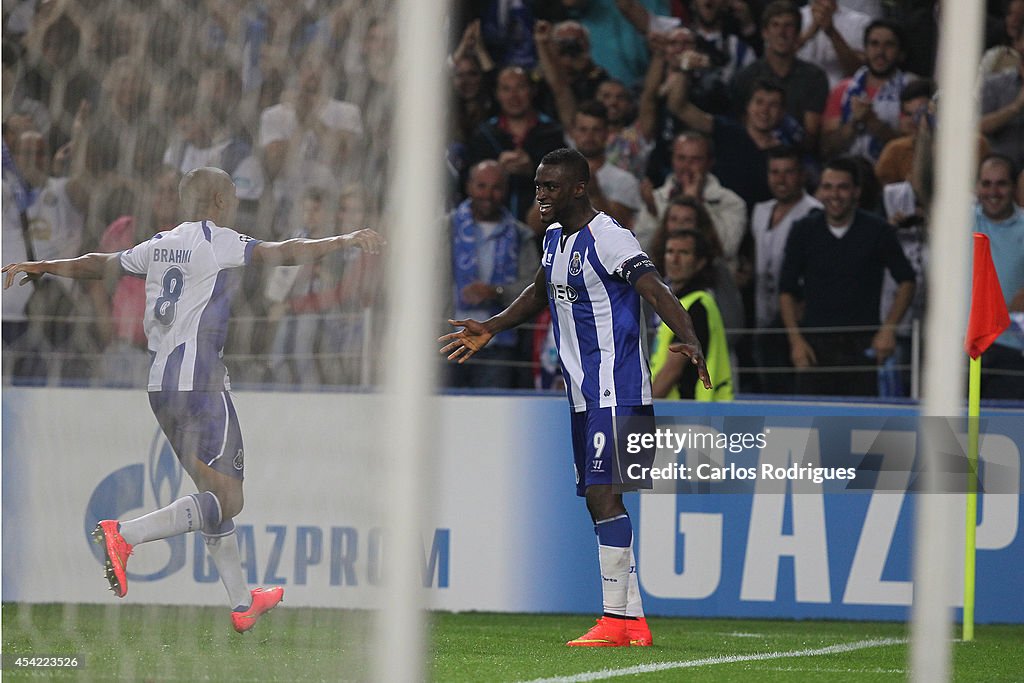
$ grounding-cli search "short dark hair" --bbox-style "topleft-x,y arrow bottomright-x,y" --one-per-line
664,229 -> 716,289
823,156 -> 863,187
864,19 -> 906,51
540,147 -> 590,184
766,145 -> 801,165
899,78 -> 936,105
748,79 -> 786,107
667,228 -> 713,262
576,99 -> 609,123
978,153 -> 1019,181
761,1 -> 801,31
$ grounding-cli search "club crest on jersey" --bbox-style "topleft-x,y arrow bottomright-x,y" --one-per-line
568,251 -> 583,276
233,449 -> 244,471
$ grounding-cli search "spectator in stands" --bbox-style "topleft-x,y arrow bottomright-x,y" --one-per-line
318,182 -> 382,387
617,0 -> 758,89
779,157 -> 916,396
448,51 -> 497,206
467,66 -> 564,221
2,132 -> 33,380
973,154 -> 1024,400
2,43 -> 50,138
879,171 -> 928,398
265,186 -> 335,387
164,66 -> 253,180
686,0 -> 759,115
97,57 -> 150,177
650,229 -> 734,400
259,53 -> 363,237
820,19 -> 912,164
979,0 -> 1024,77
634,131 -> 747,273
12,125 -> 91,379
534,20 -> 610,130
751,147 -> 822,393
731,1 -> 830,152
557,0 -> 656,89
90,168 -> 182,386
569,101 -> 643,230
980,54 -> 1024,170
448,20 -> 497,198
873,79 -> 934,187
596,75 -> 658,181
445,160 -> 539,388
476,0 -> 539,70
797,0 -> 871,88
648,196 -> 745,363
20,11 -> 82,114
667,74 -> 794,207
348,15 -> 396,210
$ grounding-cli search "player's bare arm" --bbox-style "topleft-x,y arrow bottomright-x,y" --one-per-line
2,252 -> 121,289
251,228 -> 386,266
633,271 -> 712,389
440,266 -> 548,363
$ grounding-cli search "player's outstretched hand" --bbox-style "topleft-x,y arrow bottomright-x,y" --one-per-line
1,262 -> 43,289
342,229 -> 387,254
438,318 -> 493,363
669,342 -> 713,390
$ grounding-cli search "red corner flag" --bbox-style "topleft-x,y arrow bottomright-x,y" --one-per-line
964,233 -> 1010,359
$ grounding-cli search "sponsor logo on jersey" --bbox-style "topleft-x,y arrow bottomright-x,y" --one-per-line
548,282 -> 578,303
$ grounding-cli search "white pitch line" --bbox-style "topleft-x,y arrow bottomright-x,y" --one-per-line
517,637 -> 907,683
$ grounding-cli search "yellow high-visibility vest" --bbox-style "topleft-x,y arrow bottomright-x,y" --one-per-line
650,289 -> 734,401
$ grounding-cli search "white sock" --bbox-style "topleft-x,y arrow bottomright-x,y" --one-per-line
119,494 -> 207,546
625,546 -> 645,618
203,522 -> 251,610
595,514 -> 632,616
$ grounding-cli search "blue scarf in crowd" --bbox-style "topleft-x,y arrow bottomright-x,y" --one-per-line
452,198 -> 521,345
839,66 -> 907,162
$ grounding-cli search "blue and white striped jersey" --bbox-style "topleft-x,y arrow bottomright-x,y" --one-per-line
120,220 -> 260,392
541,212 -> 653,412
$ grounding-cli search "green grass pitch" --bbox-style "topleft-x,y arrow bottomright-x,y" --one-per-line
2,604 -> 1022,681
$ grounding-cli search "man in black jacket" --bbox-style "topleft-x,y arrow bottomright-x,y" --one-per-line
779,156 -> 915,396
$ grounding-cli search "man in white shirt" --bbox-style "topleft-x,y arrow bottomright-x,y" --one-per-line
750,147 -> 822,393
797,0 -> 872,88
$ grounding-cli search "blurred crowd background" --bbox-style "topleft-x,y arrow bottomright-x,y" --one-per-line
2,0 -> 1022,400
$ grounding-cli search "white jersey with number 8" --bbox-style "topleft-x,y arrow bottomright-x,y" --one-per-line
119,220 -> 260,392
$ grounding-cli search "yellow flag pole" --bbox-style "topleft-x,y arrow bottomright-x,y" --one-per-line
963,355 -> 981,641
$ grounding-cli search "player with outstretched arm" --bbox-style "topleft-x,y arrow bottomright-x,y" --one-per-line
3,167 -> 385,633
440,148 -> 710,647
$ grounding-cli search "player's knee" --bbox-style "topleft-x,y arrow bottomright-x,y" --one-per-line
218,488 -> 243,521
585,486 -> 623,522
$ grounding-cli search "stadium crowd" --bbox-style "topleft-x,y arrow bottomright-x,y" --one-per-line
2,0 -> 1023,399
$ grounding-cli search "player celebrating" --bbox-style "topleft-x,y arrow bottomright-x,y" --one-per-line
440,148 -> 710,647
2,167 -> 385,633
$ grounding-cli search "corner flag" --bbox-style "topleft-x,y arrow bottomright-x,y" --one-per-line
964,233 -> 1009,358
961,232 -> 1010,642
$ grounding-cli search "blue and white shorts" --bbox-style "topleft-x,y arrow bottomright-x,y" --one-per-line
569,405 -> 655,497
149,391 -> 245,480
